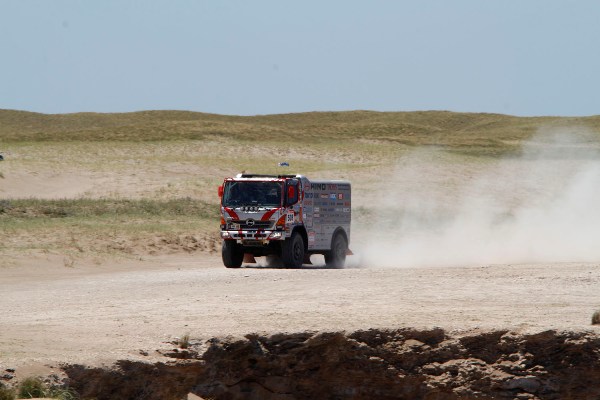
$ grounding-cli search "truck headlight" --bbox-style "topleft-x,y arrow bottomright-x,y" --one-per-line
269,231 -> 283,239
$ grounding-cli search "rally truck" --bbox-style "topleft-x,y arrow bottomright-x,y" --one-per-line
218,173 -> 351,268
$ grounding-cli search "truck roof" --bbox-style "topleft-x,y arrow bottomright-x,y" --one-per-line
234,173 -> 304,180
229,174 -> 350,185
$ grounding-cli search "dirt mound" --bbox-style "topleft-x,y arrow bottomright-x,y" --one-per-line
57,328 -> 600,400
103,233 -> 220,255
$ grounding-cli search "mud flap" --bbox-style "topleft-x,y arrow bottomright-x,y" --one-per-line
303,254 -> 313,265
243,253 -> 257,264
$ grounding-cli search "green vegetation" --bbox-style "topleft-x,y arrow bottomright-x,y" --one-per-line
17,376 -> 77,400
2,109 -> 599,156
0,198 -> 219,255
178,333 -> 191,349
0,383 -> 15,400
17,377 -> 45,399
0,198 -> 216,219
1,108 -> 599,258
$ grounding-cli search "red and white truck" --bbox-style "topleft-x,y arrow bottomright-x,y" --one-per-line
218,173 -> 351,268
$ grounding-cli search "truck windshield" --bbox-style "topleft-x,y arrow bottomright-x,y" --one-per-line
222,181 -> 282,208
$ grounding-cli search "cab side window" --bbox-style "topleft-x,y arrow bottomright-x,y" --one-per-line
286,180 -> 299,206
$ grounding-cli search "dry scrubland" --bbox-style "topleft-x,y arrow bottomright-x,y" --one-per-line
2,109 -> 600,262
2,110 -> 600,399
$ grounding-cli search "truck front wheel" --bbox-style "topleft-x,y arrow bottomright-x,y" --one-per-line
222,240 -> 243,268
325,233 -> 347,269
282,232 -> 304,268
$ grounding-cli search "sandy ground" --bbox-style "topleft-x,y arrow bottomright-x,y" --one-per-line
1,252 -> 599,370
2,141 -> 600,375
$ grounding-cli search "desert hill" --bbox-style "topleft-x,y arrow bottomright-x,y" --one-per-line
2,109 -> 599,156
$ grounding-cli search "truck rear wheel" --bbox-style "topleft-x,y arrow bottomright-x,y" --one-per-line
282,232 -> 304,268
222,240 -> 243,268
325,233 -> 347,269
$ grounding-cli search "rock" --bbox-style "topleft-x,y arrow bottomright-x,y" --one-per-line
502,376 -> 541,393
56,329 -> 600,400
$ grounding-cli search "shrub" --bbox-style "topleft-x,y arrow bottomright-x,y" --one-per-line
49,387 -> 78,400
178,333 -> 191,349
0,200 -> 10,213
0,383 -> 15,400
18,376 -> 46,398
17,376 -> 77,400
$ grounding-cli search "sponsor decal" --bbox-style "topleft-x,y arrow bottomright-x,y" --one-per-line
319,194 -> 329,199
261,207 -> 280,221
311,183 -> 327,190
308,231 -> 316,242
223,207 -> 240,220
329,194 -> 337,199
314,207 -> 320,212
305,216 -> 313,228
338,193 -> 344,200
343,208 -> 350,213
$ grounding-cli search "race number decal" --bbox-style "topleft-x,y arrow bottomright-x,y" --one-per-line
287,211 -> 295,223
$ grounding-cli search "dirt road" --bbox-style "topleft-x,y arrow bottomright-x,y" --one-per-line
1,253 -> 599,369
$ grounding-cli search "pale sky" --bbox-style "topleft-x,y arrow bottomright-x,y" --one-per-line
1,1 -> 599,116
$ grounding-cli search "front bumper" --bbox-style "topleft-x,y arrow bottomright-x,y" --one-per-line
220,230 -> 285,244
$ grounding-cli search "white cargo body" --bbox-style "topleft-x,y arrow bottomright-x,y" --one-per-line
218,174 -> 351,268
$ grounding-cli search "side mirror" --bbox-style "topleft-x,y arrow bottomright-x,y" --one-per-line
218,185 -> 224,197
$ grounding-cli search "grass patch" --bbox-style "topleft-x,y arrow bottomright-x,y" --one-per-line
17,377 -> 46,399
3,109 -> 599,156
17,376 -> 77,400
0,198 -> 220,256
0,198 -> 217,219
2,108 -> 599,258
0,384 -> 15,400
178,333 -> 191,349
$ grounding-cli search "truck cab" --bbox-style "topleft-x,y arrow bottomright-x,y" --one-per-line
218,174 -> 351,268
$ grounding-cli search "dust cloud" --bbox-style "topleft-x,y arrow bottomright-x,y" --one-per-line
356,127 -> 600,267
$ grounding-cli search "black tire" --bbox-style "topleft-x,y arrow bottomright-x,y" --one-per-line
325,233 -> 347,269
222,240 -> 243,268
282,231 -> 305,268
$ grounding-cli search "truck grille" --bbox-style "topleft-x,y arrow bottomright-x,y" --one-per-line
231,220 -> 273,229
